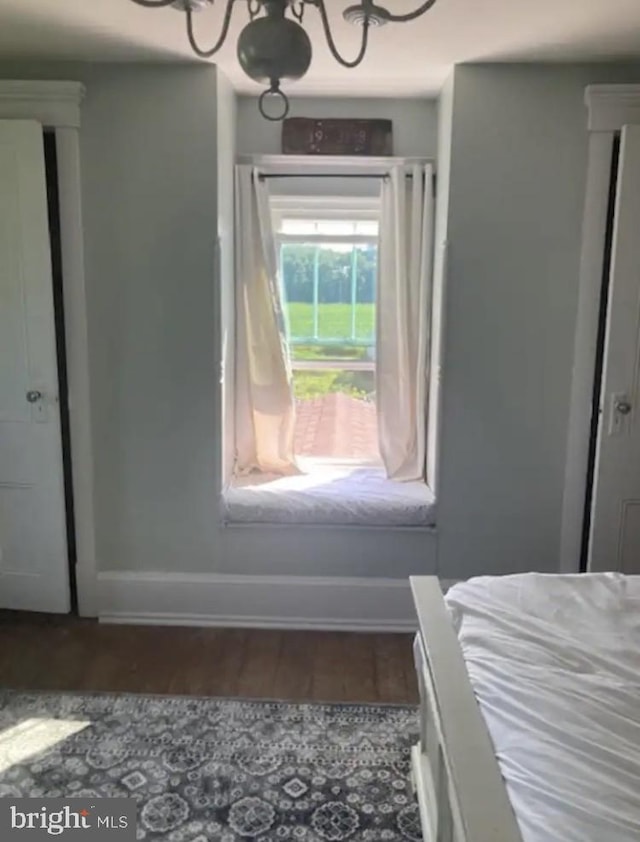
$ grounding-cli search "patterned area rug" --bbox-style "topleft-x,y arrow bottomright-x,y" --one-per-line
0,691 -> 421,841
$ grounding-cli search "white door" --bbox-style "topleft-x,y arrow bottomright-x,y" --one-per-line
0,120 -> 70,612
589,124 -> 640,574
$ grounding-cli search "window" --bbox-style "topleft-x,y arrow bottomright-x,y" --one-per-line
274,201 -> 381,465
227,163 -> 437,526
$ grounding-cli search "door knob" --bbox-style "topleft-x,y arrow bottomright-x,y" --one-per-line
26,390 -> 42,404
615,399 -> 632,415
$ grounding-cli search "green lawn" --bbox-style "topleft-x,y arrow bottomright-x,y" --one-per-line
284,303 -> 376,401
286,302 -> 375,346
284,303 -> 376,400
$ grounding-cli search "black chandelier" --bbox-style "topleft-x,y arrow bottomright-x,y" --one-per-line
130,0 -> 438,120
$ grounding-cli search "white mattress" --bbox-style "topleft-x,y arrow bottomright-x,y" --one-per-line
445,573 -> 640,842
223,466 -> 436,526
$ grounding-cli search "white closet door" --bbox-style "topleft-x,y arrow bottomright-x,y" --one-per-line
0,120 -> 70,612
589,124 -> 640,574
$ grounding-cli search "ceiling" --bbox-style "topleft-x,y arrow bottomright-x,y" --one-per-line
1,0 -> 640,97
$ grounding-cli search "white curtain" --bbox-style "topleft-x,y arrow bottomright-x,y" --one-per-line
376,164 -> 434,482
234,165 -> 299,475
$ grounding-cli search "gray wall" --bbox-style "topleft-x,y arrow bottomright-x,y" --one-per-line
0,61 -> 221,575
80,65 -> 220,575
78,65 -> 220,576
436,62 -> 640,579
236,95 -> 439,158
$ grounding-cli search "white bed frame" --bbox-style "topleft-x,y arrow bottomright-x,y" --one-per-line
409,577 -> 524,842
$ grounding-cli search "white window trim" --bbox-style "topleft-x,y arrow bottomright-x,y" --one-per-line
274,197 -> 380,324
276,203 -> 378,346
271,194 -> 381,227
279,233 -> 378,246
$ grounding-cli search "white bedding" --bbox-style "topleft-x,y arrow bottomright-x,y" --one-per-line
223,466 -> 436,526
445,573 -> 640,842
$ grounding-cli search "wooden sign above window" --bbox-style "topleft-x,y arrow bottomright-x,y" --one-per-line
282,118 -> 393,156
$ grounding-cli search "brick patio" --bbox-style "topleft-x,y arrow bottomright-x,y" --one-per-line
294,392 -> 380,461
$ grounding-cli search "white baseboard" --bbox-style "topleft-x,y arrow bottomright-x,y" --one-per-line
97,571 -> 440,632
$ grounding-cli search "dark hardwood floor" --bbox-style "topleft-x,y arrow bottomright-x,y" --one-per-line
0,612 -> 418,705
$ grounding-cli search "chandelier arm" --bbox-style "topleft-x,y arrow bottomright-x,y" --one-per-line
130,0 -> 176,6
382,0 -> 438,23
316,0 -> 370,68
185,0 -> 237,58
291,1 -> 305,23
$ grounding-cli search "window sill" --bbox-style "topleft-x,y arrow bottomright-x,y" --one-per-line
222,464 -> 436,530
221,519 -> 438,533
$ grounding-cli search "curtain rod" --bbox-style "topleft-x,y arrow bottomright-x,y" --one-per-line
257,172 -> 424,181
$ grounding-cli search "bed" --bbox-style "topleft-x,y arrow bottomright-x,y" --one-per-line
223,466 -> 436,526
410,573 -> 640,842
